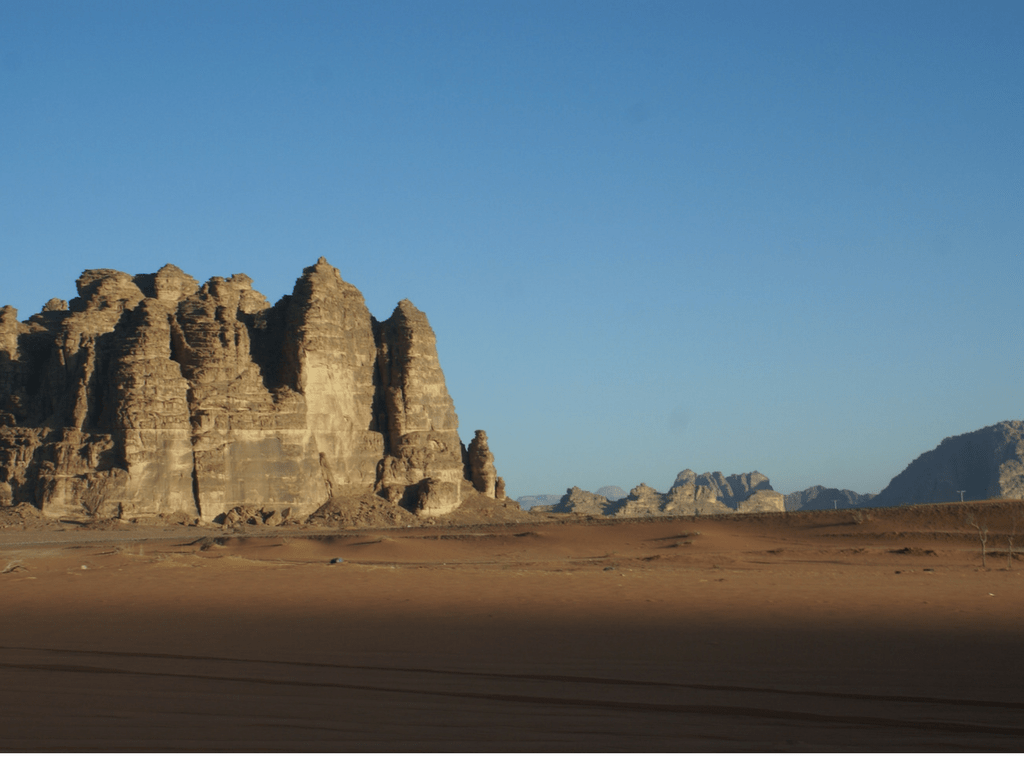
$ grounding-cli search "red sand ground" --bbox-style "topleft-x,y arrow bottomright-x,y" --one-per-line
1,503 -> 1022,751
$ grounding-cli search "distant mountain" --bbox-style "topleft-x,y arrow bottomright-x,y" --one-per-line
785,486 -> 876,511
516,494 -> 564,510
518,486 -> 626,510
523,421 -> 1024,516
547,487 -> 615,516
595,486 -> 627,501
672,470 -> 775,507
871,421 -> 1024,506
540,470 -> 785,519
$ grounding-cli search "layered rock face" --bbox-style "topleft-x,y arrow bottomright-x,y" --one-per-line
615,483 -> 673,517
871,421 -> 1024,506
374,299 -> 471,516
668,470 -> 785,514
0,258 -> 501,522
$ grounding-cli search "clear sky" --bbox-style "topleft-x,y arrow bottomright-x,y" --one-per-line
2,0 -> 1022,498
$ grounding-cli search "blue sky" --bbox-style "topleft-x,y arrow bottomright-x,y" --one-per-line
2,0 -> 1022,497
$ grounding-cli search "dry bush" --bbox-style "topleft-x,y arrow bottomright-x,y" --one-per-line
1007,510 -> 1021,570
965,512 -> 990,568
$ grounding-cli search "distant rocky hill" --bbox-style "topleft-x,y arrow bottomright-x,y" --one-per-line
870,421 -> 1024,506
516,494 -> 564,510
525,422 -> 1024,519
518,485 -> 626,510
785,486 -> 876,511
595,485 -> 627,501
672,470 -> 782,511
538,470 -> 785,518
0,259 -> 505,524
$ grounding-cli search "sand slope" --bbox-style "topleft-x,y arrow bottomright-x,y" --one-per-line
1,503 -> 1022,751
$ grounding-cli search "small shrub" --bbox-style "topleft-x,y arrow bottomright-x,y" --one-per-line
965,512 -> 990,568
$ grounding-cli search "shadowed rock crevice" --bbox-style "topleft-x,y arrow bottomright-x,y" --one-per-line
243,298 -> 293,396
0,258 -> 502,523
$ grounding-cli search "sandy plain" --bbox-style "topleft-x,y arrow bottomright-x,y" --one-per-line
1,502 -> 1022,752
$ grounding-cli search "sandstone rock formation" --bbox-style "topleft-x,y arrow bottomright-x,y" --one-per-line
542,470 -> 785,518
519,485 -> 624,510
0,258 -> 502,523
669,470 -> 785,514
549,487 -> 613,516
661,478 -> 727,514
784,486 -> 876,511
870,421 -> 1024,506
467,430 -> 498,498
374,299 -> 471,516
614,483 -> 673,517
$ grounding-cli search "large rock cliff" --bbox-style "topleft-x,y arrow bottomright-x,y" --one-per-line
870,421 -> 1024,506
0,258 -> 502,522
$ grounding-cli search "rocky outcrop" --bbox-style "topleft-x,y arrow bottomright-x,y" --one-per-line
735,490 -> 788,514
467,430 -> 498,499
519,485 -> 625,510
550,487 -> 613,516
373,298 -> 470,516
615,483 -> 673,517
0,258 -> 501,522
784,486 -> 876,511
671,470 -> 774,505
669,470 -> 785,514
544,470 -> 785,518
662,478 -> 728,515
871,421 -> 1024,506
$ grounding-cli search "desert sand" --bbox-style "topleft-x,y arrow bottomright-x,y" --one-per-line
1,502 -> 1023,752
